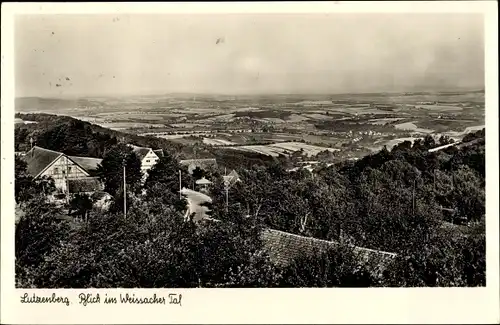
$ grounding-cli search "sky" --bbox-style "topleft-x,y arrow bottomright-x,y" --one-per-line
15,13 -> 484,98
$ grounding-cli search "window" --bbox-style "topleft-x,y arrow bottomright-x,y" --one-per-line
146,159 -> 150,163
54,167 -> 59,174
68,166 -> 73,173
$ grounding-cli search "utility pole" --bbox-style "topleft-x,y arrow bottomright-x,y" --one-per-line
222,173 -> 230,213
29,137 -> 33,152
123,159 -> 127,219
225,185 -> 229,213
65,157 -> 70,205
412,178 -> 416,216
179,170 -> 182,199
433,169 -> 436,192
224,168 -> 229,212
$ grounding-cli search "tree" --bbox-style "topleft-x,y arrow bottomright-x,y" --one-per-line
438,135 -> 454,146
382,228 -> 485,287
15,155 -> 56,204
423,135 -> 436,150
97,144 -> 143,197
279,244 -> 379,287
25,199 -> 277,288
191,166 -> 205,182
450,166 -> 485,222
143,154 -> 193,213
393,140 -> 413,152
221,250 -> 282,287
35,119 -> 90,156
69,194 -> 93,221
15,199 -> 70,287
145,153 -> 189,190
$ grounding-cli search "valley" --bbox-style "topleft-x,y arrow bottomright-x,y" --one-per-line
16,90 -> 485,162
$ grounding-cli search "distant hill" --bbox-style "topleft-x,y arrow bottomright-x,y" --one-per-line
15,97 -> 106,112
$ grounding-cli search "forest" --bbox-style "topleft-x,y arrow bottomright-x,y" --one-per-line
15,113 -> 486,288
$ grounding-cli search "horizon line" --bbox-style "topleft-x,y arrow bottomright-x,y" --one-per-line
16,88 -> 486,100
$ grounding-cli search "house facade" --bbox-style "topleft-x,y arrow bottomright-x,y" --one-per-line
41,155 -> 90,192
24,146 -> 102,194
130,145 -> 161,178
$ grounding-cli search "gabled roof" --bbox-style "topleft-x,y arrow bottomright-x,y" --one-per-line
260,228 -> 396,273
130,145 -> 152,161
24,146 -> 102,178
195,177 -> 212,185
153,149 -> 164,157
179,158 -> 217,174
68,177 -> 104,193
223,170 -> 241,187
228,169 -> 240,180
201,217 -> 397,275
24,146 -> 63,177
69,156 -> 102,172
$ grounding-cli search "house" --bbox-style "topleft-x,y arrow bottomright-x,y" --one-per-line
23,146 -> 105,200
23,146 -> 102,193
179,158 -> 217,174
223,169 -> 240,187
204,216 -> 398,277
129,145 -> 160,176
260,228 -> 397,276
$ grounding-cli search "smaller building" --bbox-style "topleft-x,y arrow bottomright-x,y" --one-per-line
223,170 -> 241,187
179,158 -> 217,175
130,145 -> 161,177
195,177 -> 212,192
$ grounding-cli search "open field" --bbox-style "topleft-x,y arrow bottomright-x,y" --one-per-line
203,138 -> 237,146
225,141 -> 339,157
394,122 -> 434,133
16,90 -> 484,161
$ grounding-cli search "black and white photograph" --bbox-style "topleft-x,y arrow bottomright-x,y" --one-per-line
8,6 -> 491,291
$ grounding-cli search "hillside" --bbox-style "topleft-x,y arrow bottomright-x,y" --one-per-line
14,112 -> 485,288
